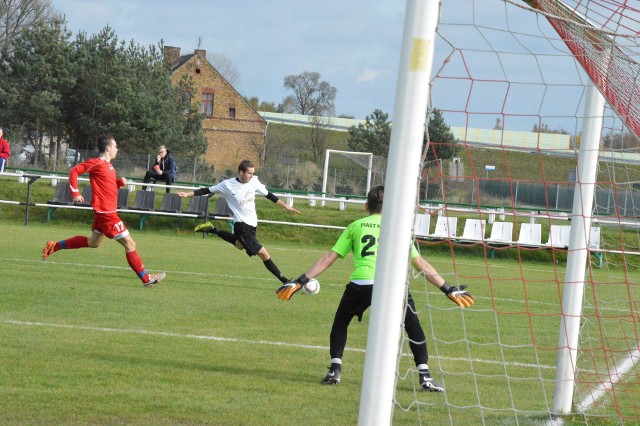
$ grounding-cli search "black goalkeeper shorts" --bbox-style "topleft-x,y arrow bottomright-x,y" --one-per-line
233,222 -> 263,257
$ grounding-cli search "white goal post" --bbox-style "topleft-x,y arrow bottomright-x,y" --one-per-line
321,149 -> 373,206
358,1 -> 438,424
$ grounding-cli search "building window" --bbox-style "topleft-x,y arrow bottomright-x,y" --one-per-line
201,93 -> 214,117
229,107 -> 236,118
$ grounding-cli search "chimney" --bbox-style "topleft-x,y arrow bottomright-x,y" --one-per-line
195,49 -> 207,58
163,46 -> 181,70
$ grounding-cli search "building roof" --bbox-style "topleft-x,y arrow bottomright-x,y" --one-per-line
171,54 -> 194,73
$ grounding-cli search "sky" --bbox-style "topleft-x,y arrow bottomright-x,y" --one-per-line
49,0 -> 634,134
51,0 -> 407,121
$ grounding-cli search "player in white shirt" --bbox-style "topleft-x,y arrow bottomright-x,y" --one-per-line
178,160 -> 300,284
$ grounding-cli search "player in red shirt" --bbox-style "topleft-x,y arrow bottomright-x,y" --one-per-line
41,135 -> 165,287
0,127 -> 10,173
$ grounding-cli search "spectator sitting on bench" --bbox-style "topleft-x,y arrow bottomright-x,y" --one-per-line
142,145 -> 177,193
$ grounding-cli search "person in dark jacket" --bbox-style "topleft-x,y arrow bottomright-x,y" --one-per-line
142,145 -> 177,193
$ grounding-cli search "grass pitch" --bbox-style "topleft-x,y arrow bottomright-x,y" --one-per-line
1,220 -> 635,425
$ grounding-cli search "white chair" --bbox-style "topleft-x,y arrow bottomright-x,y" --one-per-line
432,216 -> 458,238
460,219 -> 486,241
487,222 -> 513,244
545,224 -> 571,248
413,214 -> 431,238
517,223 -> 542,246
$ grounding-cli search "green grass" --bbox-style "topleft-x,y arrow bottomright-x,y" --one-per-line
1,175 -> 638,424
1,219 -> 637,425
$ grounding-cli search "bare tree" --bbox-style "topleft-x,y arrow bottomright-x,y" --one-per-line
0,0 -> 58,53
307,115 -> 330,163
207,52 -> 240,86
282,71 -> 336,116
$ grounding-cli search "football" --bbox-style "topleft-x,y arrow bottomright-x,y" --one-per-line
301,278 -> 320,295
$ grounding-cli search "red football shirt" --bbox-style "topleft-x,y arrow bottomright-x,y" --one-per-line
68,157 -> 124,213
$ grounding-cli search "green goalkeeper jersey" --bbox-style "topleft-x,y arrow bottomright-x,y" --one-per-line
331,213 -> 419,284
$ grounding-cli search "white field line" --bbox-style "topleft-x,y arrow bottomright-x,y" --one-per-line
576,348 -> 640,413
8,234 -> 632,410
1,319 -> 556,371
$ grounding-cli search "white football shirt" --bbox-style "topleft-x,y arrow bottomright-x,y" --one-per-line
207,176 -> 269,227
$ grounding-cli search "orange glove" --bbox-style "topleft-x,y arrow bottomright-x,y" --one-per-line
441,283 -> 474,308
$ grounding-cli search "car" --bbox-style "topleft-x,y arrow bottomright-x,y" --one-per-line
66,149 -> 81,165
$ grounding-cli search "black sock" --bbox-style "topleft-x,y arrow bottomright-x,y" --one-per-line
263,258 -> 288,283
212,228 -> 236,245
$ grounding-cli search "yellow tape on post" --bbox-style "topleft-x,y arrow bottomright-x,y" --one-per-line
409,38 -> 430,72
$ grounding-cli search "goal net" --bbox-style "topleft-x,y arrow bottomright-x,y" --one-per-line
388,1 -> 640,424
321,149 -> 387,197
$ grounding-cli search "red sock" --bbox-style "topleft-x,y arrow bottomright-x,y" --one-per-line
60,236 -> 89,250
126,250 -> 148,282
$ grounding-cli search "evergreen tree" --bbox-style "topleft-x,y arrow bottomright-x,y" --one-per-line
63,27 -> 206,156
424,109 -> 459,163
0,17 -> 75,166
347,109 -> 391,156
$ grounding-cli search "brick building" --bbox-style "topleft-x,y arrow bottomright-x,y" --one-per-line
164,46 -> 266,173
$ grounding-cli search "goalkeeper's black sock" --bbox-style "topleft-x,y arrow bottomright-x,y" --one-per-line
263,258 -> 288,283
212,228 -> 236,245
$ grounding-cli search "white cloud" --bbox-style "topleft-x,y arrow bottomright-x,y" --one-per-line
357,68 -> 389,83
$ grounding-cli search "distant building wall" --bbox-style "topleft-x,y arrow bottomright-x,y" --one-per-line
451,127 -> 571,151
260,112 -> 640,165
166,47 -> 266,173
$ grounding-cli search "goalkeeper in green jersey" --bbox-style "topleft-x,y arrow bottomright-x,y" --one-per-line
276,185 -> 474,390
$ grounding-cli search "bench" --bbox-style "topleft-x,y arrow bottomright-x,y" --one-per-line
544,224 -> 571,248
486,222 -> 513,244
47,182 -> 89,220
117,188 -> 130,209
122,192 -> 184,229
459,219 -> 486,242
157,193 -> 183,213
48,182 -> 73,205
431,216 -> 458,239
517,223 -> 542,247
182,195 -> 210,218
45,187 -> 208,230
414,214 -> 431,238
415,215 -> 603,264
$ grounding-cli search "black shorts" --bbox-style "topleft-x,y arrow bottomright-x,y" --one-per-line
233,222 -> 263,257
336,282 -> 421,323
336,282 -> 374,322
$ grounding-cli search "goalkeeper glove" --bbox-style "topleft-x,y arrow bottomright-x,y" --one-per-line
276,274 -> 309,300
440,282 -> 474,308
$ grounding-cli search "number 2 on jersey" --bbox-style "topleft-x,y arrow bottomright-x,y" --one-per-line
361,234 -> 376,257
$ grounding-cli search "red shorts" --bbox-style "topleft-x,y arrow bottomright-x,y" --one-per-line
92,212 -> 129,240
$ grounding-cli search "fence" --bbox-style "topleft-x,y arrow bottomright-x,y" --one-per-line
429,177 -> 640,218
8,150 -> 380,197
8,151 -> 639,217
